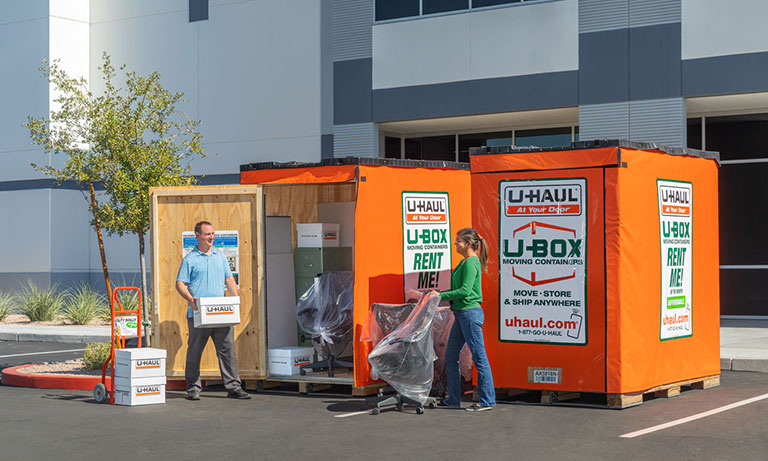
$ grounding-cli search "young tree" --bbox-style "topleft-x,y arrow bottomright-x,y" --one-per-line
25,53 -> 204,344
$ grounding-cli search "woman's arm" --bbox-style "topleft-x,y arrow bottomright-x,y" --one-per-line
437,259 -> 479,301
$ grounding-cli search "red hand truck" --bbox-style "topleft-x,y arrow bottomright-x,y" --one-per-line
93,286 -> 143,404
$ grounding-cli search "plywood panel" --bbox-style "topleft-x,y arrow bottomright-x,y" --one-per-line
264,183 -> 356,248
150,186 -> 266,380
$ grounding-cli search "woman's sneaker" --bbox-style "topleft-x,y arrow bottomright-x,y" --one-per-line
465,403 -> 493,412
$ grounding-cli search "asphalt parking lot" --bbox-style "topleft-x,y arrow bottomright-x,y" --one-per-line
1,341 -> 767,460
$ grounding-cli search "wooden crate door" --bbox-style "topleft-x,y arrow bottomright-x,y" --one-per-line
151,188 -> 265,380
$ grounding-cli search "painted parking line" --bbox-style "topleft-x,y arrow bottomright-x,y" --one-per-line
0,349 -> 85,359
620,392 -> 768,438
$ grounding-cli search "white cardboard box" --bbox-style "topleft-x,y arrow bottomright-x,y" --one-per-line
114,376 -> 166,406
193,296 -> 241,328
268,347 -> 315,375
296,223 -> 340,248
115,348 -> 167,378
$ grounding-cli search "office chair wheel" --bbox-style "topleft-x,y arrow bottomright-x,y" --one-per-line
300,369 -> 307,376
371,407 -> 380,415
427,401 -> 436,409
416,406 -> 425,415
395,402 -> 403,411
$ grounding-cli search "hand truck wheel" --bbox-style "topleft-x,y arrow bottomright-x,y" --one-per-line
93,383 -> 108,403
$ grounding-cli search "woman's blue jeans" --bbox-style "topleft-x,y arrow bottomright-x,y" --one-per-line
444,307 -> 496,407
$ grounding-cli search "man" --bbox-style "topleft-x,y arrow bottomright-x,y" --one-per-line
176,221 -> 250,400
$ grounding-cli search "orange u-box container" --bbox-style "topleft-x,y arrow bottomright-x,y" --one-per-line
470,141 -> 721,401
150,158 -> 471,391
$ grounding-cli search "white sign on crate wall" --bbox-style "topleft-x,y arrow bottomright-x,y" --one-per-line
498,179 -> 587,345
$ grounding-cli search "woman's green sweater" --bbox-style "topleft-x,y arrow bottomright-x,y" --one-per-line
440,256 -> 482,310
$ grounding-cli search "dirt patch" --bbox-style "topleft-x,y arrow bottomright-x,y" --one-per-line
0,314 -> 109,327
17,359 -> 103,377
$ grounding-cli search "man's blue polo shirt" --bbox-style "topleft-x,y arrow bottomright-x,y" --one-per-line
177,247 -> 232,318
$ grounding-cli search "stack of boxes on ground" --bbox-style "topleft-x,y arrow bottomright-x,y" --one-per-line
114,348 -> 167,406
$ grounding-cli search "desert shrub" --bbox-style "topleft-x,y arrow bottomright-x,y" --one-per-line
64,283 -> 107,325
16,280 -> 64,322
0,292 -> 15,321
83,342 -> 111,370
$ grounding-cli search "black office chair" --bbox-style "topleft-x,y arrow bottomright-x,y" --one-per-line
296,271 -> 354,377
365,294 -> 440,414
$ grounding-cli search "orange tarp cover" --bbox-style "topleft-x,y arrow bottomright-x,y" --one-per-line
241,165 -> 357,185
471,147 -> 719,394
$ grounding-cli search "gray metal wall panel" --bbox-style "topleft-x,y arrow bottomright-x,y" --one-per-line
683,52 -> 768,97
579,102 -> 630,140
629,0 -> 680,28
321,134 -> 335,159
629,23 -> 681,101
579,29 -> 629,105
334,58 -> 373,125
333,0 -> 373,61
0,271 -> 142,293
334,123 -> 375,157
372,71 -> 578,122
579,0 -> 628,33
629,97 -> 685,146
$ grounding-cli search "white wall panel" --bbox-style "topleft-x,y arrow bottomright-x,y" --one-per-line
50,0 -> 89,22
471,0 -> 578,81
373,13 -> 471,89
2,0 -> 48,24
50,190 -> 91,271
0,17 -> 49,172
373,0 -> 577,90
198,137 -> 322,175
89,10 -> 197,119
0,190 -> 51,272
683,0 -> 768,59
90,0 -> 186,23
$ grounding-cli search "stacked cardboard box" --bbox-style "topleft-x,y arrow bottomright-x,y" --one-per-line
113,348 -> 167,406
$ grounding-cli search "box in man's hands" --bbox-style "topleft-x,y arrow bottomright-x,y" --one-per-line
194,296 -> 241,328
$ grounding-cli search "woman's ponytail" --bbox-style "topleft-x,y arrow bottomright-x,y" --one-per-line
457,227 -> 489,273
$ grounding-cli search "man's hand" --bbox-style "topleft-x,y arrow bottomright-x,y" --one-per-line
176,281 -> 197,308
190,297 -> 199,310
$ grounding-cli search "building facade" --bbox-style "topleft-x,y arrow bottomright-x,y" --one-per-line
1,0 -> 766,315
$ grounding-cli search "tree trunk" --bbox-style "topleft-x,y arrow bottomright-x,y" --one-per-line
138,232 -> 151,346
88,183 -> 112,306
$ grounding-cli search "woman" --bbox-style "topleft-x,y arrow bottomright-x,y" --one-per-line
430,227 -> 495,412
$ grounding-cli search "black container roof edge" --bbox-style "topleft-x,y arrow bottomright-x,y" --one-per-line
240,156 -> 470,172
468,139 -> 720,164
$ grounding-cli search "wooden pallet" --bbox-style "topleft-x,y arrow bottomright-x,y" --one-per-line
490,374 -> 720,409
606,374 -> 720,409
243,370 -> 386,396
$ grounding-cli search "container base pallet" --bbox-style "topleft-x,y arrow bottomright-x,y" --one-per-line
244,370 -> 386,396
489,374 -> 720,409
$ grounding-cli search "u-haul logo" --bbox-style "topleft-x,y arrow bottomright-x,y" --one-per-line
323,231 -> 338,240
504,183 -> 582,216
404,196 -> 448,224
135,386 -> 161,396
136,359 -> 161,369
206,305 -> 234,315
293,356 -> 311,366
659,185 -> 691,217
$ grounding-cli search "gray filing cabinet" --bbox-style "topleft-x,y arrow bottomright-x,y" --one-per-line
294,247 -> 353,345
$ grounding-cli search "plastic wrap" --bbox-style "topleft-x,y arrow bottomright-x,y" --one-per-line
361,303 -> 415,345
296,271 -> 354,357
367,294 -> 440,404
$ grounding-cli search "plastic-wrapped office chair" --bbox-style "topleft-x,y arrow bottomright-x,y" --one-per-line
366,294 -> 440,414
296,271 -> 354,377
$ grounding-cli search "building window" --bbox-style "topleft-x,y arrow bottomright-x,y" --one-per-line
515,127 -> 572,149
375,0 -> 420,21
384,136 -> 402,159
376,0 -> 541,22
189,0 -> 209,22
459,131 -> 513,162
